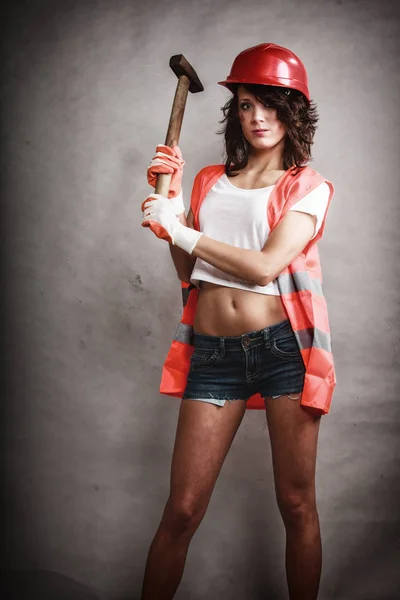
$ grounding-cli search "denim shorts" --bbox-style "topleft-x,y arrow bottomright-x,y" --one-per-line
182,319 -> 306,407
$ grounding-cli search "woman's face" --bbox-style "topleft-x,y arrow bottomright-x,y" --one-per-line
237,85 -> 286,153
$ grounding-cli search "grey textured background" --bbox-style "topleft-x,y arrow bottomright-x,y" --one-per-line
1,0 -> 399,599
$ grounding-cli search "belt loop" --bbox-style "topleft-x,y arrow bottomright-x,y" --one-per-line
220,337 -> 226,359
263,327 -> 270,349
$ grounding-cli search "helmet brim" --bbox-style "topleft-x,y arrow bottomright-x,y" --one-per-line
217,77 -> 310,102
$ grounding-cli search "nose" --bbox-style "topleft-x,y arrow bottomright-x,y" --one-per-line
251,104 -> 266,124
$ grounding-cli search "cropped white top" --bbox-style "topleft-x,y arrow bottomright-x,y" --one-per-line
190,173 -> 330,295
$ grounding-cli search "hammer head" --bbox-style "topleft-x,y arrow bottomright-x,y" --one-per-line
169,54 -> 204,93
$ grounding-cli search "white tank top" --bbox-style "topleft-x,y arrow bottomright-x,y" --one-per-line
190,173 -> 329,295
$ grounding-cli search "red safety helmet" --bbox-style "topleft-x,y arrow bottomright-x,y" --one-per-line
218,43 -> 310,101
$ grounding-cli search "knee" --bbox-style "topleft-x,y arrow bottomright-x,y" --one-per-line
277,491 -> 317,528
163,495 -> 207,536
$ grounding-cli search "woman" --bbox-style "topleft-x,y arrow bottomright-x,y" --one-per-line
141,43 -> 335,600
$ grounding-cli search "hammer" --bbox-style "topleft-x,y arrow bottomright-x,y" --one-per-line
152,54 -> 204,198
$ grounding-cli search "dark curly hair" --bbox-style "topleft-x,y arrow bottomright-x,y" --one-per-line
218,84 -> 319,176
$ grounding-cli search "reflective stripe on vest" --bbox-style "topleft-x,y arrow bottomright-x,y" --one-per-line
277,271 -> 323,295
294,328 -> 332,353
173,322 -> 193,344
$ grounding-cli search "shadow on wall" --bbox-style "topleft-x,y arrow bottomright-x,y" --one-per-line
0,569 -> 104,600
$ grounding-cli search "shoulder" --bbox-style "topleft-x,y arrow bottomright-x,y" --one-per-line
190,164 -> 225,199
190,165 -> 225,219
286,166 -> 334,198
194,164 -> 225,182
289,165 -> 324,183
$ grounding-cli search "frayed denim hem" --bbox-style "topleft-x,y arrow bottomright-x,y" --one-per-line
184,393 -> 249,407
270,391 -> 302,400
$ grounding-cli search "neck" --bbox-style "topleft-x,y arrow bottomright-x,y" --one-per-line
246,141 -> 285,172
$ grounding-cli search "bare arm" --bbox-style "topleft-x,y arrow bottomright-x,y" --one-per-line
169,208 -> 197,283
192,211 -> 316,286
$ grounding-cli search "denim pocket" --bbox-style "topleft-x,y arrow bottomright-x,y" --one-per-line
270,332 -> 302,361
190,348 -> 220,371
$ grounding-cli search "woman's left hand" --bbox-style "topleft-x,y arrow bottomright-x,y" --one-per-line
142,194 -> 179,243
142,194 -> 202,254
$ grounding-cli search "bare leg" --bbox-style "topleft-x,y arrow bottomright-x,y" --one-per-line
141,398 -> 247,600
265,394 -> 322,600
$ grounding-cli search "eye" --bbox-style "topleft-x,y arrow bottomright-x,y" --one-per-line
239,102 -> 251,110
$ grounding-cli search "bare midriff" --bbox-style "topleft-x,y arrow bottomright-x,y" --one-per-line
194,280 -> 288,337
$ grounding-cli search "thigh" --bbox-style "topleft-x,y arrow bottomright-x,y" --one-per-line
264,394 -> 321,505
169,398 -> 247,509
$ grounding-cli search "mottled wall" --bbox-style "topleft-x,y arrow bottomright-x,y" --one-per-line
1,0 -> 399,599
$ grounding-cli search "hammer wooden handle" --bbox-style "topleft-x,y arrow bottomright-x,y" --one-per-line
154,75 -> 190,197
165,74 -> 191,147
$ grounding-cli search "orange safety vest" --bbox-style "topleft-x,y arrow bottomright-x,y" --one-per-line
160,164 -> 336,415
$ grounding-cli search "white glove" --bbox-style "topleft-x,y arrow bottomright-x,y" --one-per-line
141,194 -> 203,254
169,190 -> 185,215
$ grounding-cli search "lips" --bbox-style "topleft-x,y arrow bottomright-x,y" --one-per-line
251,129 -> 270,137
